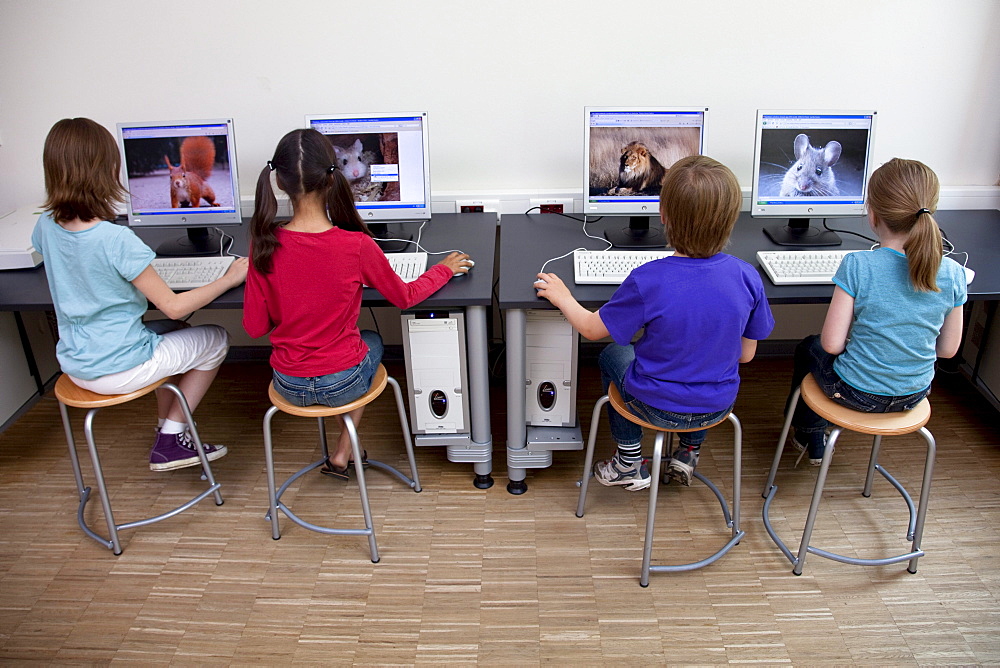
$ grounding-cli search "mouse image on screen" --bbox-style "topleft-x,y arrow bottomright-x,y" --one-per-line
779,133 -> 842,197
333,139 -> 369,182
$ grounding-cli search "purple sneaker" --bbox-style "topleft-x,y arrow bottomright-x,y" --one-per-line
149,430 -> 228,472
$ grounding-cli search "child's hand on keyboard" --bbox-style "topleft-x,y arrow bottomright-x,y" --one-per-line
437,252 -> 473,277
221,257 -> 249,288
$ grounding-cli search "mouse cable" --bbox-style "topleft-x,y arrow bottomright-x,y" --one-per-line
821,219 -> 878,244
214,227 -> 244,258
537,217 -> 612,275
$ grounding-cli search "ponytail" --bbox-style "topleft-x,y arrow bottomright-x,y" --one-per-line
325,168 -> 372,236
902,210 -> 942,292
249,164 -> 280,274
867,158 -> 942,292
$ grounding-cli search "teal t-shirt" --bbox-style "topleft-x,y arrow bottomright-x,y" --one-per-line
832,247 -> 967,396
31,213 -> 160,380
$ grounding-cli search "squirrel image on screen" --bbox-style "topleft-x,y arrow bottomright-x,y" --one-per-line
779,133 -> 842,197
165,136 -> 220,208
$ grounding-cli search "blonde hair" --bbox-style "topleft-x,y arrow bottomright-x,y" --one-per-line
867,158 -> 942,292
42,118 -> 126,224
659,155 -> 741,258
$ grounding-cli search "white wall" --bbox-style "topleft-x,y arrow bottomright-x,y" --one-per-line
1,0 -> 999,215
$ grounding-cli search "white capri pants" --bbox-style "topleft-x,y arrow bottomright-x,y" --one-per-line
68,322 -> 229,396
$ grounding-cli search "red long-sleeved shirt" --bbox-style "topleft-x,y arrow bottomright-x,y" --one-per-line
243,226 -> 450,376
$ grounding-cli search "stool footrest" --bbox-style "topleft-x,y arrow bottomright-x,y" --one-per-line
647,530 -> 745,574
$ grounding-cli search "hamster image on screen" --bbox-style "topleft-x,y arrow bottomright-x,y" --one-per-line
333,139 -> 369,182
779,133 -> 842,197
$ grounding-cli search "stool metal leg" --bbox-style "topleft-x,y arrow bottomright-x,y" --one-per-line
262,405 -> 282,540
764,385 -> 799,497
640,431 -> 667,587
863,435 -> 883,497
388,376 -> 421,492
908,427 -> 936,573
343,414 -> 379,563
162,383 -> 223,506
576,395 -> 609,518
792,427 -> 842,575
83,408 -> 123,554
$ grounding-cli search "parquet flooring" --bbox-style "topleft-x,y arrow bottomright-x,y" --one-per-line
1,355 -> 998,664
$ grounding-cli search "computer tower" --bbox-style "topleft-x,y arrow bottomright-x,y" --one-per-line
401,311 -> 470,435
525,309 -> 578,427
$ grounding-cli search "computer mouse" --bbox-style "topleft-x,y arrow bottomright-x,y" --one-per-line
965,266 -> 975,285
454,259 -> 474,277
533,278 -> 548,287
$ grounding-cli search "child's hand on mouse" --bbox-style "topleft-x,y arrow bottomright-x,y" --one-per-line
534,272 -> 570,304
223,257 -> 249,287
438,252 -> 473,276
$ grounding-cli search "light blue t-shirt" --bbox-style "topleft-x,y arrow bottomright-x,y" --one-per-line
832,247 -> 967,396
31,213 -> 160,380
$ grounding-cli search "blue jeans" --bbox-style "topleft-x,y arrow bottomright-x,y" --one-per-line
272,330 -> 384,408
788,335 -> 930,438
599,343 -> 733,448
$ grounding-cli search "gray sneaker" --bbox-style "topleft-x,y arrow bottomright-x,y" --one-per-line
666,444 -> 700,486
594,452 -> 650,491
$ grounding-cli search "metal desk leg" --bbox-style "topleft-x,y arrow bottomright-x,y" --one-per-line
505,309 -> 528,494
464,305 -> 494,489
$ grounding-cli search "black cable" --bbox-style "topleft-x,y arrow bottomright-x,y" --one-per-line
822,219 -> 878,244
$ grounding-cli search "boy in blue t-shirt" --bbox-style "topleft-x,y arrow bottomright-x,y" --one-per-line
535,155 -> 774,491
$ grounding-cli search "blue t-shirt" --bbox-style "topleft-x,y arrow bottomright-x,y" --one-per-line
31,213 -> 160,380
598,253 -> 775,413
832,247 -> 967,396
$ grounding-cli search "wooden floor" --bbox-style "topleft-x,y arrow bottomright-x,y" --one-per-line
1,355 -> 998,665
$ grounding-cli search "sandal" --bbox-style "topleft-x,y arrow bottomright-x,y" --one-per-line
348,450 -> 368,466
319,461 -> 350,481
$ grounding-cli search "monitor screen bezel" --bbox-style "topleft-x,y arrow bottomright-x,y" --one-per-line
750,109 -> 878,220
583,106 -> 709,217
304,111 -> 432,223
116,118 -> 242,229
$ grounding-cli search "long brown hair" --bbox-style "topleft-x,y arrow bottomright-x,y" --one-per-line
250,128 -> 370,274
42,118 -> 126,224
867,158 -> 942,292
659,155 -> 741,258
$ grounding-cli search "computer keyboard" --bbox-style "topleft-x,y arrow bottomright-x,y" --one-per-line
757,250 -> 861,285
573,249 -> 674,284
385,252 -> 428,282
150,256 -> 235,290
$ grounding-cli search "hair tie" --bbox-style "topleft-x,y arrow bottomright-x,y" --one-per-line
915,207 -> 931,217
266,160 -> 276,172
327,164 -> 337,174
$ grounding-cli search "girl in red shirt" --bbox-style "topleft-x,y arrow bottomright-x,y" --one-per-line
244,128 -> 471,479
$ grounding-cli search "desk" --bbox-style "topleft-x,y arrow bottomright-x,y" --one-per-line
0,212 -> 497,488
498,210 -> 1000,493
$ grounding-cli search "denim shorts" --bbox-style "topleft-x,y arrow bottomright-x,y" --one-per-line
272,330 -> 384,408
790,334 -> 930,435
598,342 -> 733,447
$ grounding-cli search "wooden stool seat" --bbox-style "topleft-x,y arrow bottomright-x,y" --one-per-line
578,383 -> 743,586
55,374 -> 223,555
800,374 -> 931,435
262,364 -> 419,563
762,372 -> 937,575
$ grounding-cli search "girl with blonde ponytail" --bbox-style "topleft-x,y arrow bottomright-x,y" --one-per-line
243,128 -> 472,479
783,158 -> 967,465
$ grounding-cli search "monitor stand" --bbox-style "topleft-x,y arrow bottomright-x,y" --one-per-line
155,227 -> 224,256
604,216 -> 667,249
370,222 -> 415,253
763,218 -> 842,246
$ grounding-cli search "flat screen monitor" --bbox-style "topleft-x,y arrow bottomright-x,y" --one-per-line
584,106 -> 708,248
306,112 -> 431,252
751,109 -> 877,246
117,118 -> 241,256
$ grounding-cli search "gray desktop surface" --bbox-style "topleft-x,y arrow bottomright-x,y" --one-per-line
497,210 -> 1000,310
0,213 -> 496,311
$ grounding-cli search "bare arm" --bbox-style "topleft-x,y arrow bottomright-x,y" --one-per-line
936,305 -> 964,358
821,286 -> 854,354
740,337 -> 758,363
534,272 -> 610,341
132,257 -> 249,320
